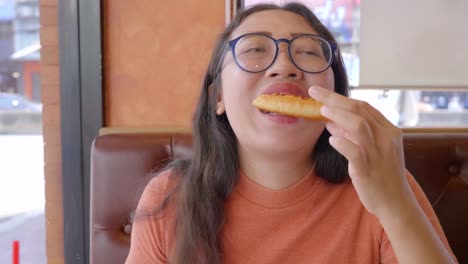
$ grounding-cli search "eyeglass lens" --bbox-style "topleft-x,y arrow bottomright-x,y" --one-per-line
234,35 -> 332,73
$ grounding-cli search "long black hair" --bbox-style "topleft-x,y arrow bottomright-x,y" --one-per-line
159,3 -> 349,263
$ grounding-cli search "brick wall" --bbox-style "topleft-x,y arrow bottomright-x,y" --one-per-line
39,0 -> 64,263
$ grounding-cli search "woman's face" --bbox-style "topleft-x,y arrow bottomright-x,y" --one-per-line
218,10 -> 335,157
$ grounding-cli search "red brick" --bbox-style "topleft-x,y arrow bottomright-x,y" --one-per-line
40,0 -> 57,7
43,143 -> 61,166
45,180 -> 63,202
46,237 -> 64,260
43,104 -> 61,124
44,162 -> 62,183
46,219 -> 63,241
46,257 -> 65,264
45,201 -> 63,221
40,6 -> 57,25
43,133 -> 61,151
40,45 -> 59,65
40,26 -> 59,46
41,84 -> 61,105
41,65 -> 60,86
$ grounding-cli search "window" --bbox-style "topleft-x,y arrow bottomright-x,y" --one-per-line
242,0 -> 468,128
0,0 -> 45,263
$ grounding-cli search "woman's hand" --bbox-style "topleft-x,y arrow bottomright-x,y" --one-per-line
308,86 -> 457,263
308,86 -> 416,219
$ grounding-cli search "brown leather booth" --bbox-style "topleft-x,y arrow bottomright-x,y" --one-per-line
90,132 -> 468,264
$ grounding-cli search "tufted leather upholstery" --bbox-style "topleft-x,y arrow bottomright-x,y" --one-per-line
90,132 -> 468,264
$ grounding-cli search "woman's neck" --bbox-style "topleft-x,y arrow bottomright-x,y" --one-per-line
238,145 -> 314,190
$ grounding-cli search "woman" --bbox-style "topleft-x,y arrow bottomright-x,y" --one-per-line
126,3 -> 457,263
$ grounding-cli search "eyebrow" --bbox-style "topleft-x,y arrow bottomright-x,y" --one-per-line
290,32 -> 313,37
242,31 -> 315,37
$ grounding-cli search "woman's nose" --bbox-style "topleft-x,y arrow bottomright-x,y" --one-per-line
265,44 -> 303,79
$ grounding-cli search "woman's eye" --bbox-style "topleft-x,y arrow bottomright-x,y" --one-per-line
244,47 -> 265,53
297,50 -> 320,56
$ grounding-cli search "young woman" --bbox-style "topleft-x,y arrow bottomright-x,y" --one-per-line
126,3 -> 457,264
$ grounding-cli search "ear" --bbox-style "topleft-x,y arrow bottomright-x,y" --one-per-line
212,84 -> 225,115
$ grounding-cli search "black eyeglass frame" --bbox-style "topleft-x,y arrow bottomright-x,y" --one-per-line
228,33 -> 339,74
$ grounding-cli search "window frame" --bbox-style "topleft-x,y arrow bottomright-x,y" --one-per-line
58,0 -> 103,263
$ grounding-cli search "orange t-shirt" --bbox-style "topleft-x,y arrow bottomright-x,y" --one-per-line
125,169 -> 455,264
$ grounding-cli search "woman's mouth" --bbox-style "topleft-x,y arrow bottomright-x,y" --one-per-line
259,109 -> 299,124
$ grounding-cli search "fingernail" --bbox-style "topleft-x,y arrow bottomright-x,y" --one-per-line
321,106 -> 330,116
308,86 -> 321,96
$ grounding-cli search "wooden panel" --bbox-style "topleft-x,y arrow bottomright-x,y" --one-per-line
103,0 -> 225,127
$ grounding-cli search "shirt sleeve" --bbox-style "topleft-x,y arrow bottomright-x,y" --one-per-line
379,170 -> 458,263
125,171 -> 175,264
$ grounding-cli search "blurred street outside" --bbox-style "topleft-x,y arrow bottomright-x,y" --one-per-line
0,135 -> 46,264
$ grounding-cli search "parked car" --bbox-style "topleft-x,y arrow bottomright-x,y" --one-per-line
0,92 -> 42,134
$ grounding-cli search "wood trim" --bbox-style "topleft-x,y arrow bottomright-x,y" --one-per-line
99,127 -> 192,135
100,127 -> 467,135
352,85 -> 468,91
402,128 -> 468,133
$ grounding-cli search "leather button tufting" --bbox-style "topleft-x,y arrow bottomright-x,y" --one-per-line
123,223 -> 132,235
448,163 -> 461,175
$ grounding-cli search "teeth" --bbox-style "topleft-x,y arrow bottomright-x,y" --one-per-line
260,110 -> 279,115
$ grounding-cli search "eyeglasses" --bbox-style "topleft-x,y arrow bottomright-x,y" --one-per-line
228,33 -> 338,74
